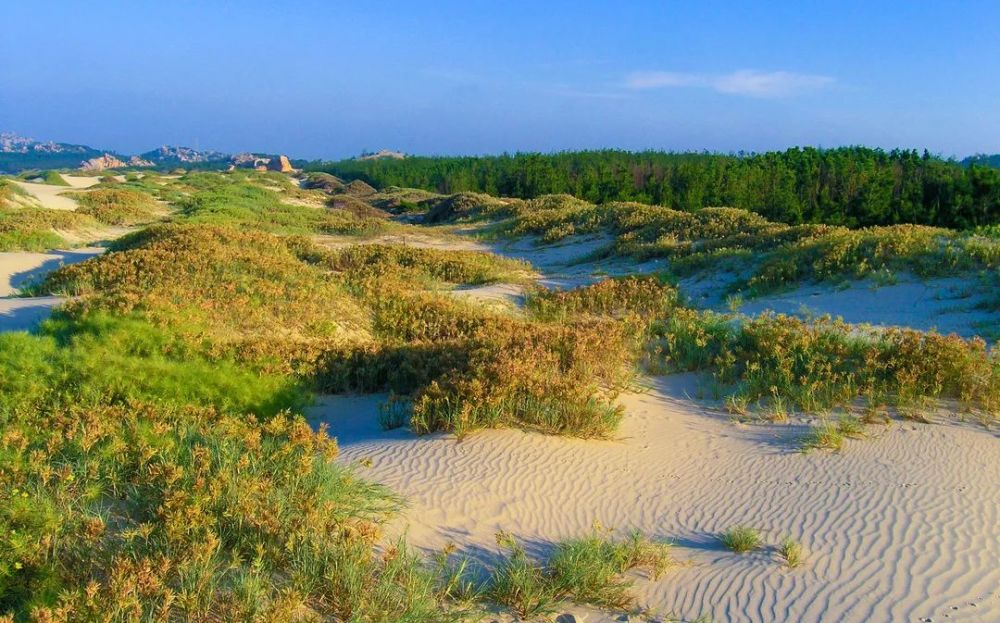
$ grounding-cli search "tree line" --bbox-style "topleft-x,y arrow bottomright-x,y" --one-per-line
309,147 -> 1000,229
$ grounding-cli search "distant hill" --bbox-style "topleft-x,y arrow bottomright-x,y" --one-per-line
0,132 -> 109,173
962,154 -> 1000,168
0,132 -> 298,174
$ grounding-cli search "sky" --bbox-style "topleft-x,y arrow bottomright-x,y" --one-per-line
2,1 -> 999,160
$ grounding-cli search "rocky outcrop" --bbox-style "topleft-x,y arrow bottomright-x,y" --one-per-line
80,153 -> 128,171
267,155 -> 294,173
141,145 -> 229,164
128,155 -> 155,167
230,153 -> 294,173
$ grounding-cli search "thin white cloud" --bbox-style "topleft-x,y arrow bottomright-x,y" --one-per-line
625,69 -> 834,98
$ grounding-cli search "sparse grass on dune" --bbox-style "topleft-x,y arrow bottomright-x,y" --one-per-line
68,187 -> 162,225
40,170 -> 69,186
321,242 -> 532,286
527,274 -> 679,322
488,527 -> 673,617
719,526 -> 762,553
778,537 -> 804,568
0,178 -> 28,208
647,308 -> 999,423
418,191 -> 1000,295
174,173 -> 391,236
801,415 -> 866,452
368,186 -> 442,212
43,224 -> 373,373
0,205 -> 90,251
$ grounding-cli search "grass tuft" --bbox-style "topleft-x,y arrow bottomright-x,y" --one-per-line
719,526 -> 762,553
778,537 -> 804,568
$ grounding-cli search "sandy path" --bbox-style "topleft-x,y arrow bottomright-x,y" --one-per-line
310,378 -> 999,622
8,174 -> 104,210
0,247 -> 103,331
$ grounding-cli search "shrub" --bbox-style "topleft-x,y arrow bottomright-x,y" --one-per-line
70,187 -> 161,225
528,275 -> 678,322
0,205 -> 90,251
647,311 -> 999,422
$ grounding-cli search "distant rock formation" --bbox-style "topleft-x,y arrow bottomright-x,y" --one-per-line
267,155 -> 293,173
141,145 -> 230,165
1,132 -> 91,154
128,155 -> 155,167
358,149 -> 406,161
80,153 -> 128,171
230,153 -> 295,173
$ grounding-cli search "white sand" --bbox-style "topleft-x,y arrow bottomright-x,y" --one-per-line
304,230 -> 1000,621
309,378 -> 1000,622
734,276 -> 998,340
10,176 -> 97,211
0,248 -> 104,331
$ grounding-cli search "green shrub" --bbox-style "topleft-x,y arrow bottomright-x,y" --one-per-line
41,170 -> 70,186
70,187 -> 161,225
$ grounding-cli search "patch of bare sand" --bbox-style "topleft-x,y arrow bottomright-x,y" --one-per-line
309,378 -> 999,622
735,276 -> 998,340
314,230 -> 490,252
10,174 -> 109,211
0,247 -> 104,331
444,282 -> 527,311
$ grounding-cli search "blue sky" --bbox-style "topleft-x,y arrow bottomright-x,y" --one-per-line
2,1 -> 998,159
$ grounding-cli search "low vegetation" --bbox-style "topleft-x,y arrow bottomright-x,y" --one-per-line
778,537 -> 804,568
647,310 -> 999,423
488,527 -> 673,617
40,170 -> 69,186
0,205 -> 89,251
3,166 -> 997,620
719,526 -> 763,553
69,187 -> 161,225
802,415 -> 866,452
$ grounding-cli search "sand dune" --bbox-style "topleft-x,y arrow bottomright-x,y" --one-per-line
310,377 -> 999,622
0,247 -> 103,331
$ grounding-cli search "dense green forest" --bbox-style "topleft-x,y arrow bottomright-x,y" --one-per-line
311,148 -> 1000,229
963,153 -> 1000,169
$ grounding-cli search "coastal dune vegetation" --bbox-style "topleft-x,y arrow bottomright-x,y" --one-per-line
1,164 -> 997,621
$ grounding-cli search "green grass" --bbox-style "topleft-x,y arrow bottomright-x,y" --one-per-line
419,192 -> 1000,295
41,170 -> 69,186
0,205 -> 90,251
801,415 -> 866,452
488,527 -> 672,617
174,173 -> 390,236
778,537 -> 804,568
719,526 -> 762,553
647,309 -> 999,424
69,187 -> 162,225
548,528 -> 673,609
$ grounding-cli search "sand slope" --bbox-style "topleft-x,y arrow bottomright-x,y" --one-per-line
735,276 -> 998,340
0,248 -> 103,331
309,378 -> 1000,622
